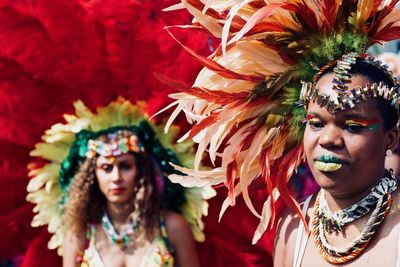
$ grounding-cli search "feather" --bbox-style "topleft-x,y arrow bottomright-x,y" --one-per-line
166,28 -> 263,82
168,163 -> 226,186
252,189 -> 280,244
372,25 -> 400,43
183,87 -> 249,105
370,2 -> 400,41
239,125 -> 269,219
221,0 -> 253,54
154,73 -> 191,92
188,112 -> 220,139
321,0 -> 339,31
228,3 -> 285,45
27,164 -> 58,192
151,99 -> 182,132
226,160 -> 238,205
246,21 -> 286,35
208,122 -> 230,164
370,0 -> 399,31
182,0 -> 224,37
275,144 -> 306,229
355,0 -> 374,30
372,0 -> 384,14
187,0 -> 226,19
218,185 -> 244,221
283,2 -> 319,31
163,2 -> 185,12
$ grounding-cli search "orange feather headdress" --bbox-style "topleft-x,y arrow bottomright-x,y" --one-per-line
158,0 -> 400,243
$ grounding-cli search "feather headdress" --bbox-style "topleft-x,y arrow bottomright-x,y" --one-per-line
26,98 -> 215,254
159,0 -> 400,243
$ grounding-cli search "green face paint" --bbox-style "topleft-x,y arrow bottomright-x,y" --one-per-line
344,119 -> 380,131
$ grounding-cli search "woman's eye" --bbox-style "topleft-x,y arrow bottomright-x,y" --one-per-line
119,162 -> 134,170
307,120 -> 324,129
344,123 -> 363,133
100,164 -> 113,173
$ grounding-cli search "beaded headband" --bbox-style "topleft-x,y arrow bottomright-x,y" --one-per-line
299,53 -> 400,113
86,130 -> 144,159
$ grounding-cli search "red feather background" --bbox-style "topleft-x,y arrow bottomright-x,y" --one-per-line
0,0 -> 277,266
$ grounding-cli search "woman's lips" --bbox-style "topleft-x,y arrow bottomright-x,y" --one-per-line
315,155 -> 346,172
316,155 -> 346,164
110,188 -> 126,195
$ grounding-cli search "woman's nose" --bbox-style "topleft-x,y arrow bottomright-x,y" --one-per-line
110,166 -> 122,181
318,124 -> 344,149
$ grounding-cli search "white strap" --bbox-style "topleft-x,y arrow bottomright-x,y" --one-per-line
397,230 -> 400,267
293,196 -> 312,267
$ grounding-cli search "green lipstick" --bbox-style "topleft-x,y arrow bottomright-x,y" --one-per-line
317,155 -> 345,164
315,155 -> 344,172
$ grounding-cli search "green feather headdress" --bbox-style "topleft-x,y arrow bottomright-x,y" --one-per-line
27,98 -> 215,254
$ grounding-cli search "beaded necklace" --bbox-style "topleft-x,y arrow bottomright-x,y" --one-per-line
101,211 -> 139,249
319,177 -> 397,233
311,175 -> 397,264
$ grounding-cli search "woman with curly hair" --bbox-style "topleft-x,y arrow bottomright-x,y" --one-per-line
27,100 -> 209,267
63,130 -> 200,266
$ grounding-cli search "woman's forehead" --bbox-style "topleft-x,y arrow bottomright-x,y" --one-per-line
97,153 -> 135,164
315,73 -> 370,96
307,96 -> 382,120
309,73 -> 384,119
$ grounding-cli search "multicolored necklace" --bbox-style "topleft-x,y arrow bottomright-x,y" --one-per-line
311,175 -> 397,264
319,177 -> 397,233
101,211 -> 139,249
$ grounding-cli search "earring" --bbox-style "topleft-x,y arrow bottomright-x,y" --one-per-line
386,149 -> 393,157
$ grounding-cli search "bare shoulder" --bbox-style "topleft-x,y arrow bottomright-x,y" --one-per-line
163,211 -> 200,267
274,196 -> 315,267
63,229 -> 86,267
163,210 -> 192,244
64,229 -> 85,249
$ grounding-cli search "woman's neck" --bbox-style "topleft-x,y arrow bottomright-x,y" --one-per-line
325,188 -> 371,212
324,170 -> 387,212
106,202 -> 135,225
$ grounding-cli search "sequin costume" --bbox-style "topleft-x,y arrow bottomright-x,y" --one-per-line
81,220 -> 174,267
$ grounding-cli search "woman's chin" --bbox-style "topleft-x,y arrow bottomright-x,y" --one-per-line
312,170 -> 345,190
106,195 -> 131,205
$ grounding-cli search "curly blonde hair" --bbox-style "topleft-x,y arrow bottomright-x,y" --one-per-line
63,133 -> 162,240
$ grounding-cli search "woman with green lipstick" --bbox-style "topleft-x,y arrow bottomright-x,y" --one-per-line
274,58 -> 400,266
156,0 -> 400,266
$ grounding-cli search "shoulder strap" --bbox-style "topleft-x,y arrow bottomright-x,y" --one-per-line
397,230 -> 400,267
160,216 -> 174,253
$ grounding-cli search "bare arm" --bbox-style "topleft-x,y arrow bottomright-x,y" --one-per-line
164,211 -> 201,267
63,230 -> 85,267
274,208 -> 299,267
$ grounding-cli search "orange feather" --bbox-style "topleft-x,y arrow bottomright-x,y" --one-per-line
166,28 -> 264,82
228,3 -> 285,44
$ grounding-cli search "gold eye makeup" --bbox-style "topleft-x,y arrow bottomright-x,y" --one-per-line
344,119 -> 380,131
304,114 -> 321,123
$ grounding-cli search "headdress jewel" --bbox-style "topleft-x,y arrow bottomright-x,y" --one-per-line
300,52 -> 400,113
86,132 -> 143,159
